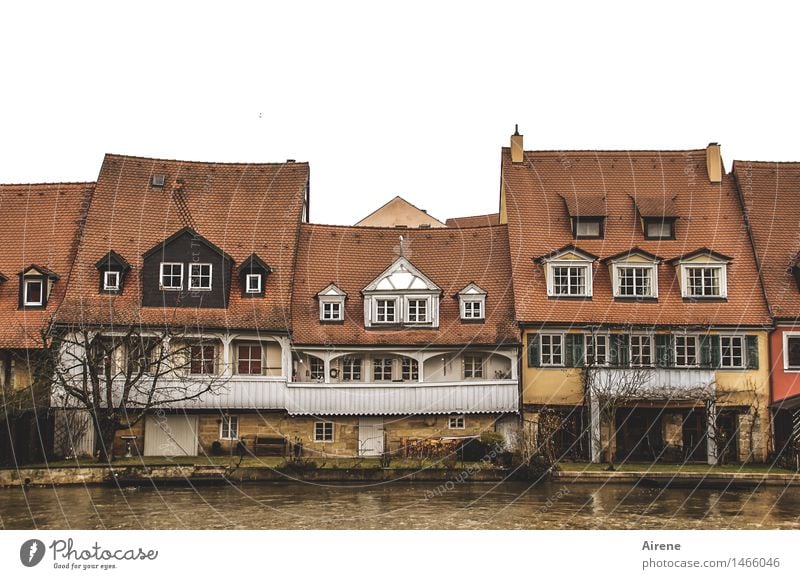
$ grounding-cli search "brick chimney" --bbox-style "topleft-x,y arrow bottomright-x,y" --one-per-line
511,125 -> 524,164
706,143 -> 722,183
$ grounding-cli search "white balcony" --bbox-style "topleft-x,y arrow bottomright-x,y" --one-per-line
587,368 -> 716,399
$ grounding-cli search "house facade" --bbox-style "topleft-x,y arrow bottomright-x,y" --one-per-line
733,160 -> 800,459
500,133 -> 772,464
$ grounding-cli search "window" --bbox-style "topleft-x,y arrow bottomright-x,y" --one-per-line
630,335 -> 653,367
373,358 -> 393,381
401,357 -> 418,381
720,336 -> 744,369
463,355 -> 484,378
314,422 -> 334,442
188,263 -> 212,291
462,299 -> 484,320
616,266 -> 654,297
574,218 -> 603,239
448,414 -> 465,429
552,265 -> 588,296
309,357 -> 324,381
245,274 -> 261,294
237,344 -> 262,375
341,357 -> 362,381
675,335 -> 698,367
407,299 -> 428,323
584,334 -> 608,366
159,262 -> 183,290
219,416 -> 239,440
540,334 -> 564,366
321,301 -> 343,321
685,266 -> 723,297
190,344 -> 216,375
376,299 -> 397,323
644,219 -> 674,240
23,279 -> 43,306
103,271 -> 120,291
786,335 -> 800,369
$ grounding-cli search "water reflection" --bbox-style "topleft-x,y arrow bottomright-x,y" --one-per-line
1,482 -> 798,530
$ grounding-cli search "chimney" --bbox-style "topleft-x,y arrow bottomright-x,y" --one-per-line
511,125 -> 524,164
706,143 -> 722,184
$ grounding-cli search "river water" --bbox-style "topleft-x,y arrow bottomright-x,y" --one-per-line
1,481 -> 799,530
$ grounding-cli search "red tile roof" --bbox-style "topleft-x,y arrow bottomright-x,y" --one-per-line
502,148 -> 770,327
56,154 -> 309,332
561,194 -> 607,217
445,213 -> 500,228
291,223 -> 518,346
635,195 -> 679,218
0,182 -> 94,348
733,160 -> 800,320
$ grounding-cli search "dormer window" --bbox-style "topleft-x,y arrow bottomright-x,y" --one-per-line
237,253 -> 271,298
634,196 -> 679,240
604,249 -> 661,299
537,246 -> 598,298
159,262 -> 183,290
561,195 -> 606,240
375,298 -> 398,323
317,283 -> 346,322
362,257 -> 440,328
406,298 -> 428,323
95,251 -> 131,295
644,218 -> 675,240
670,248 -> 731,299
23,279 -> 43,306
457,283 -> 487,321
573,218 -> 603,239
188,263 -> 212,291
18,264 -> 58,309
245,274 -> 261,294
103,271 -> 120,291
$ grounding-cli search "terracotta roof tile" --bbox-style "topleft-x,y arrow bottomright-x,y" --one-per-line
634,195 -> 679,218
502,148 -> 770,326
291,223 -> 518,346
445,213 -> 500,228
561,194 -> 607,217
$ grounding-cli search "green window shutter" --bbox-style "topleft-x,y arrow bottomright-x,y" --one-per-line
746,335 -> 759,369
565,334 -> 584,367
527,333 -> 540,367
699,335 -> 713,368
709,335 -> 721,368
655,334 -> 673,368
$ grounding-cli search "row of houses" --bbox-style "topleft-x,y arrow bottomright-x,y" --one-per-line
0,130 -> 798,466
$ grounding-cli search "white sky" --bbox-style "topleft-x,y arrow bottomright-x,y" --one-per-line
1,1 -> 798,225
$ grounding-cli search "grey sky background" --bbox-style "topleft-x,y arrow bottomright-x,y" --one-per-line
1,1 -> 797,225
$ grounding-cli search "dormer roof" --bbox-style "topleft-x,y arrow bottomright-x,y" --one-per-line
94,250 -> 131,272
317,283 -> 347,298
561,194 -> 607,218
633,195 -> 679,218
237,253 -> 273,275
601,247 -> 663,264
534,244 -> 599,264
19,264 -> 59,280
668,248 -> 733,265
362,256 -> 440,293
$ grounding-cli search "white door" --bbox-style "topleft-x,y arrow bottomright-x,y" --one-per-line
495,415 -> 519,451
144,415 -> 199,456
358,417 -> 385,457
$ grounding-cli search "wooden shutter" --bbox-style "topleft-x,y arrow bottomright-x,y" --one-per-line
699,335 -> 713,368
527,333 -> 540,367
746,335 -> 759,369
655,334 -> 673,368
565,334 -> 584,368
709,335 -> 721,368
614,334 -> 630,367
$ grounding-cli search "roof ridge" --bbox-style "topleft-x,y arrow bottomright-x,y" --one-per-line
103,153 -> 309,167
302,222 -> 507,233
0,181 -> 96,187
502,147 -> 706,155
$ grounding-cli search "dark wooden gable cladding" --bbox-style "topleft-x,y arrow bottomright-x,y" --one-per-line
141,227 -> 234,309
94,250 -> 131,295
236,253 -> 272,298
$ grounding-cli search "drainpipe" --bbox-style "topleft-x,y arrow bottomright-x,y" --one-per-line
706,399 -> 718,466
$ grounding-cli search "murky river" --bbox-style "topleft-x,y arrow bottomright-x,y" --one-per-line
1,481 -> 798,530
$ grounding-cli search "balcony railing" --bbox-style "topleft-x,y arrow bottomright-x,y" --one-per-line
587,368 -> 716,398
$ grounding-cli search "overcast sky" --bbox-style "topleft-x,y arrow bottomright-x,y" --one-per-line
1,1 -> 798,225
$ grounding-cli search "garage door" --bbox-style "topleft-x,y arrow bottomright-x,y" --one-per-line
144,415 -> 199,456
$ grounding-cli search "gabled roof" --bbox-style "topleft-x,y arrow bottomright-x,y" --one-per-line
316,283 -> 347,298
355,196 -> 446,228
19,264 -> 59,279
445,213 -> 500,228
142,226 -> 233,262
457,282 -> 487,296
94,250 -> 131,272
236,253 -> 272,274
57,154 -> 309,331
733,160 -> 800,320
667,248 -> 733,265
501,147 -> 769,326
561,194 -> 607,218
633,195 -> 679,218
362,256 -> 440,293
534,244 -> 599,263
0,182 -> 95,347
291,223 -> 517,346
601,247 -> 663,264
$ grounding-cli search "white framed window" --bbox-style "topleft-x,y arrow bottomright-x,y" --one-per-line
540,333 -> 564,366
373,358 -> 393,381
159,262 -> 183,290
23,278 -> 44,306
314,421 -> 334,442
188,263 -> 212,291
245,273 -> 261,293
406,298 -> 429,323
674,335 -> 699,367
682,265 -> 726,298
103,271 -> 121,291
461,299 -> 484,320
448,414 -> 465,429
720,335 -> 745,369
548,263 -> 592,297
584,334 -> 609,366
401,357 -> 418,381
375,298 -> 397,323
784,332 -> 800,371
219,416 -> 239,440
309,356 -> 324,381
630,335 -> 654,367
463,355 -> 484,378
341,357 -> 362,381
321,300 -> 343,321
614,265 -> 656,298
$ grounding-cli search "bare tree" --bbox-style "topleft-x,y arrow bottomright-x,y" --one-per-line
37,319 -> 230,462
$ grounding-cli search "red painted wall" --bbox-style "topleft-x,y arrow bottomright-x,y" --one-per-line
770,327 -> 800,404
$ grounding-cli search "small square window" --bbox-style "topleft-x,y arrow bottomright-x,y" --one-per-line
644,219 -> 674,239
23,279 -> 44,306
448,414 -> 465,429
461,299 -> 484,320
103,271 -> 120,291
375,299 -> 397,323
159,262 -> 183,290
314,421 -> 334,442
573,218 -> 603,239
463,355 -> 484,378
237,344 -> 263,375
245,274 -> 261,293
188,263 -> 212,291
220,416 -> 239,440
321,300 -> 343,321
407,299 -> 428,323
